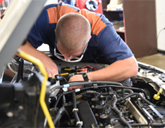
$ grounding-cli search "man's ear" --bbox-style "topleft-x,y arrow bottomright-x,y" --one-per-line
55,29 -> 56,32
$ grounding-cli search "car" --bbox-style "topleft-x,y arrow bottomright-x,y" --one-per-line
0,1 -> 165,128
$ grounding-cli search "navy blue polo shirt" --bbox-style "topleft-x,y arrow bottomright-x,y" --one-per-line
27,3 -> 134,64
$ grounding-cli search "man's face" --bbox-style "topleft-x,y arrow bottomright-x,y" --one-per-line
54,43 -> 87,62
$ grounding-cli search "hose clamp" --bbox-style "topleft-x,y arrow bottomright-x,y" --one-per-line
93,83 -> 98,88
72,108 -> 79,112
76,121 -> 83,126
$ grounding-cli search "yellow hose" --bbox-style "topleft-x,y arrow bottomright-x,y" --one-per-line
18,49 -> 55,128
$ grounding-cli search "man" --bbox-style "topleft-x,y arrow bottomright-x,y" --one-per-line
20,3 -> 138,89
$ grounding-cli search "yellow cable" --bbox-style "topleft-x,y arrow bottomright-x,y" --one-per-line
18,49 -> 55,128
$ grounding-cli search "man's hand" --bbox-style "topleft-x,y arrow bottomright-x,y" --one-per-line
19,42 -> 59,77
68,75 -> 84,91
40,53 -> 59,77
67,56 -> 138,90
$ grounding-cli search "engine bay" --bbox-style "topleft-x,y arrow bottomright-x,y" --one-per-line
0,57 -> 165,128
1,1 -> 165,127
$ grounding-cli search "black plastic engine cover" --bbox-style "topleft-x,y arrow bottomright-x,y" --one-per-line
78,100 -> 99,128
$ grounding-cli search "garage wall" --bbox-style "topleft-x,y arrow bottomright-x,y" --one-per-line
41,0 -> 165,52
155,0 -> 165,51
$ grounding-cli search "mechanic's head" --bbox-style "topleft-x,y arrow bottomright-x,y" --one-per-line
55,13 -> 91,62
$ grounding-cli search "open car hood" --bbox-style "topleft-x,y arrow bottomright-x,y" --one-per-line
0,0 -> 46,76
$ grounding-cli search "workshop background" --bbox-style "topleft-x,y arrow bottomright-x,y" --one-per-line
1,0 -> 164,69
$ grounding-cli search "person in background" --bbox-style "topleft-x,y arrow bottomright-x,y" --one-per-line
19,2 -> 138,90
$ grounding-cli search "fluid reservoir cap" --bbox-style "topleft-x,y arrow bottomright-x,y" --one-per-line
100,114 -> 110,124
83,90 -> 96,99
95,105 -> 103,114
91,97 -> 99,105
48,77 -> 56,84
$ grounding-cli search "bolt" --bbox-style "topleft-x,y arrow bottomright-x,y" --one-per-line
19,105 -> 23,110
6,111 -> 13,117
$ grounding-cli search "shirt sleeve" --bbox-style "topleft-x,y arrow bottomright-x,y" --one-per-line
27,9 -> 49,48
97,23 -> 134,63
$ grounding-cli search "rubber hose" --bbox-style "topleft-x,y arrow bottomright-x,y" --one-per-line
72,92 -> 82,128
131,123 -> 165,127
111,95 -> 131,128
53,106 -> 65,125
119,93 -> 155,106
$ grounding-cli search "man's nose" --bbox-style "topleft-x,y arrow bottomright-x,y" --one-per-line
64,56 -> 72,61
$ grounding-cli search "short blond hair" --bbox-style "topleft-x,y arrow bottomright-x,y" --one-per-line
55,13 -> 91,51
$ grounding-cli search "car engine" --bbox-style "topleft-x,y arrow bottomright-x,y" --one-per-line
0,58 -> 165,128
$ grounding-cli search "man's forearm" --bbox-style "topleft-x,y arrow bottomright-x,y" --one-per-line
18,41 -> 59,77
87,56 -> 138,82
18,41 -> 45,60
